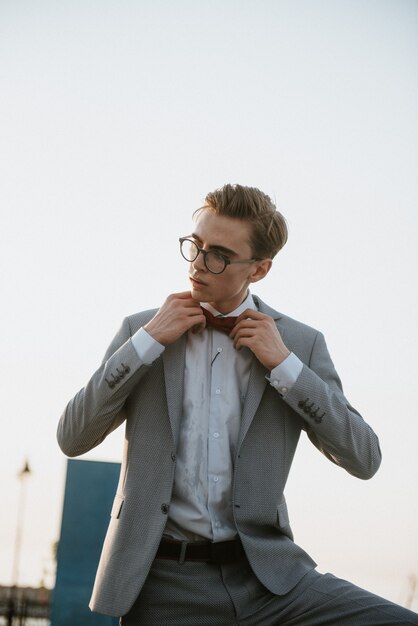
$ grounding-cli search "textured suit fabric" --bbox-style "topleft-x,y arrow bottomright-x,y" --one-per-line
122,560 -> 418,625
57,296 -> 382,618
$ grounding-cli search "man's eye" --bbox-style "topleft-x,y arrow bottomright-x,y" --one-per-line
213,251 -> 228,261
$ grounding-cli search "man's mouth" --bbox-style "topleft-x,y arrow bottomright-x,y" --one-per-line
190,275 -> 207,287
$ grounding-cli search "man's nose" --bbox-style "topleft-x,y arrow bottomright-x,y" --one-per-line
191,249 -> 207,272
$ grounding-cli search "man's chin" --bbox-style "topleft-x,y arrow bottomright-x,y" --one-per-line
191,287 -> 209,303
190,279 -> 210,300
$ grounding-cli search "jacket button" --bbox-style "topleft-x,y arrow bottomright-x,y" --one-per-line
171,452 -> 176,462
161,503 -> 169,514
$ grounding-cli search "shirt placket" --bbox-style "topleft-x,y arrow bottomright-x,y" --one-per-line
207,333 -> 229,540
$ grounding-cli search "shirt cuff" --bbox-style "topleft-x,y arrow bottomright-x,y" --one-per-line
131,328 -> 165,365
266,352 -> 303,396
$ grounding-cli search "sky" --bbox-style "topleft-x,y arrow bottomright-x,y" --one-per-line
1,0 -> 417,611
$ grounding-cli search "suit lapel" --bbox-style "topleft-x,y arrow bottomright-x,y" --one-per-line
237,295 -> 286,449
238,357 -> 268,449
162,335 -> 186,445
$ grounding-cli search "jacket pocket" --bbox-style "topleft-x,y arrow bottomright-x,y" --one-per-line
276,498 -> 290,529
110,494 -> 124,519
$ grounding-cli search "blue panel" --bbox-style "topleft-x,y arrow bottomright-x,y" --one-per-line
51,459 -> 120,626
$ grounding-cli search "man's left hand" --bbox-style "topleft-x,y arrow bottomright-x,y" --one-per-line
229,309 -> 290,370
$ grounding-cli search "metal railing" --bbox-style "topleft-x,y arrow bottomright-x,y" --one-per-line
0,598 -> 50,626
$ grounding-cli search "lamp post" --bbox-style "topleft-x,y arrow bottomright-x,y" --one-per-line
9,459 -> 32,624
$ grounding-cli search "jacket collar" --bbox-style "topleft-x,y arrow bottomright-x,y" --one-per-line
252,294 -> 282,321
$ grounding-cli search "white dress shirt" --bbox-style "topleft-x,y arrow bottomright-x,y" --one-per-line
131,293 -> 302,542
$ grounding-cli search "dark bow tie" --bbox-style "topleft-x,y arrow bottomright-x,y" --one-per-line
202,308 -> 237,335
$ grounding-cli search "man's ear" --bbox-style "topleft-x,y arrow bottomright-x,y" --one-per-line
249,259 -> 272,284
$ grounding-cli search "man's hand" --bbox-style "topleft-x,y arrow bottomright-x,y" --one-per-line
144,291 -> 206,346
229,309 -> 290,370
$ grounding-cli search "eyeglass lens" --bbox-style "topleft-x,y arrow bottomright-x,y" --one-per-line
181,239 -> 226,274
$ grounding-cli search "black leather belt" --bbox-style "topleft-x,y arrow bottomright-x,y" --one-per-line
156,536 -> 244,564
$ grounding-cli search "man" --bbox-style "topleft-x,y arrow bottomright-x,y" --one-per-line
58,184 -> 417,624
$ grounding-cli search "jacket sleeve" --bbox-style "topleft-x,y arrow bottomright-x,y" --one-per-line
284,331 -> 382,479
57,317 -> 152,457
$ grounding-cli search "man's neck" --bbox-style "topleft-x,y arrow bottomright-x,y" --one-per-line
201,291 -> 255,317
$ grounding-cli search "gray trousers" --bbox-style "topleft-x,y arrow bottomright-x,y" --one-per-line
121,555 -> 418,625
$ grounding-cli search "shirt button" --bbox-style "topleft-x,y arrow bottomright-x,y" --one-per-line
213,432 -> 219,439
217,348 -> 222,353
280,386 -> 288,394
215,389 -> 221,395
213,476 -> 219,482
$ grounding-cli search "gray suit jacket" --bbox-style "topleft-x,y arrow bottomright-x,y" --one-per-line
57,296 -> 381,617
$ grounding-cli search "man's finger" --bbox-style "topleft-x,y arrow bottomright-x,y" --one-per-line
234,308 -> 264,323
170,290 -> 193,299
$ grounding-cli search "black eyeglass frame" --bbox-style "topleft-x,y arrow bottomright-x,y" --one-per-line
179,237 -> 258,275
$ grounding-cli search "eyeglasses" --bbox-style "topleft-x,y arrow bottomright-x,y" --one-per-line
179,237 -> 258,275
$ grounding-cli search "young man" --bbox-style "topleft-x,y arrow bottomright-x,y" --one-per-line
58,184 -> 417,624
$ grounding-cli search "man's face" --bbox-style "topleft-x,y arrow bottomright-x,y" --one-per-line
187,209 -> 270,313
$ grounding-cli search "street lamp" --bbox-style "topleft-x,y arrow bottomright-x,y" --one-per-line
11,459 -> 32,587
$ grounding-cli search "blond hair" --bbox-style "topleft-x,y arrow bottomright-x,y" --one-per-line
195,183 -> 288,259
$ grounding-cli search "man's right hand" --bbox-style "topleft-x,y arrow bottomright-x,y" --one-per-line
144,291 -> 206,346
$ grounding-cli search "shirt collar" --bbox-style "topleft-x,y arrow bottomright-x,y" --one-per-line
201,291 -> 256,318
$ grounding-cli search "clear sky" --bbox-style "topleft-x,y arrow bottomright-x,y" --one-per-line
1,0 -> 417,610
